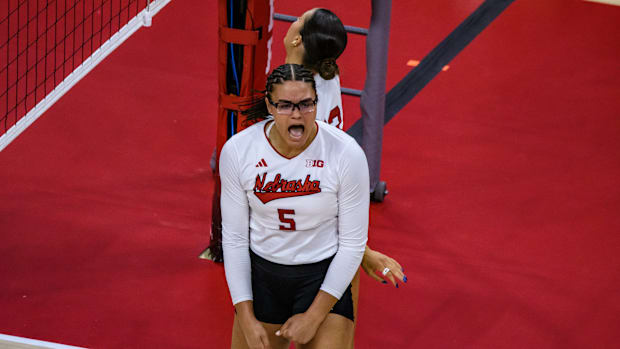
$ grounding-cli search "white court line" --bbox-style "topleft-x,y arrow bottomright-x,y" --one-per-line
583,0 -> 620,6
0,334 -> 87,349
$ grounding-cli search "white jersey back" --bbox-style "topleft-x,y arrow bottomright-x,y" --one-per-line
315,74 -> 343,129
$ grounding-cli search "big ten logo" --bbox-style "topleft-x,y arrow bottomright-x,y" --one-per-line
305,160 -> 324,168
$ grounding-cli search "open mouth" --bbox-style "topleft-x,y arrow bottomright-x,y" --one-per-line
288,124 -> 305,141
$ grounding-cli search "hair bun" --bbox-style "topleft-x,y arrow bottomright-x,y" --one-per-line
318,58 -> 338,80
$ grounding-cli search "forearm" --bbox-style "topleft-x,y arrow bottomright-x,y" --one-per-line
276,290 -> 340,344
234,300 -> 257,321
320,245 -> 365,298
222,243 -> 253,304
322,139 -> 368,297
305,290 -> 339,323
235,300 -> 272,347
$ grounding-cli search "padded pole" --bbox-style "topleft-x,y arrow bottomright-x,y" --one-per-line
360,0 -> 392,193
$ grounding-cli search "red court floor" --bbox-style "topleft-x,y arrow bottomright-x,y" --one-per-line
1,0 -> 619,348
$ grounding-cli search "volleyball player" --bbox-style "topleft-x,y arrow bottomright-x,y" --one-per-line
283,8 -> 345,130
227,8 -> 406,348
282,8 -> 406,290
222,63 -> 367,348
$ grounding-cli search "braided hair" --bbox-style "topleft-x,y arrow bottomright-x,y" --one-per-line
300,9 -> 347,80
242,64 -> 317,123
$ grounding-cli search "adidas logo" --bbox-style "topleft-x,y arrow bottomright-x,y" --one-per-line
256,158 -> 268,167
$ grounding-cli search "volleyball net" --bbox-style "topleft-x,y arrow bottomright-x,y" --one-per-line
0,0 -> 170,152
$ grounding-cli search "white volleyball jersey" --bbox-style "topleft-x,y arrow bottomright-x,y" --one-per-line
315,74 -> 344,129
220,119 -> 369,305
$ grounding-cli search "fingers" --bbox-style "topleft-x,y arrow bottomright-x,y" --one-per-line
245,323 -> 270,349
390,264 -> 406,284
260,335 -> 271,349
380,259 -> 407,288
368,265 -> 404,287
362,263 -> 385,283
392,259 -> 404,274
362,248 -> 408,287
385,271 -> 398,287
369,269 -> 386,283
275,319 -> 290,339
247,335 -> 269,349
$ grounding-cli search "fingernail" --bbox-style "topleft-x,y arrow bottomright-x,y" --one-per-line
401,268 -> 405,272
276,330 -> 281,336
382,280 -> 387,284
403,276 -> 408,283
396,283 -> 399,288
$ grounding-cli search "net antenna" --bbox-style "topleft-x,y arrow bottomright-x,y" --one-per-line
0,0 -> 171,152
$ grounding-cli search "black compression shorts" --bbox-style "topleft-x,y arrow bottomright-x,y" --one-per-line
249,249 -> 354,324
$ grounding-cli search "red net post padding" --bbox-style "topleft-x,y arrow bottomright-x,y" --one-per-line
207,0 -> 271,262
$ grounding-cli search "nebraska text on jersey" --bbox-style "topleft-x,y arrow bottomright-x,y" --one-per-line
253,173 -> 321,204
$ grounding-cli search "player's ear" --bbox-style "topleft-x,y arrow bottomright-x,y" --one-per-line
291,35 -> 302,48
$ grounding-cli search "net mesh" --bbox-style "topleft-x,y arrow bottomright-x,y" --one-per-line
1,0 -> 149,137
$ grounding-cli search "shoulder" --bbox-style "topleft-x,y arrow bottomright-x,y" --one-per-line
221,119 -> 270,159
314,73 -> 340,84
314,73 -> 341,93
224,119 -> 269,148
316,120 -> 359,150
317,122 -> 368,178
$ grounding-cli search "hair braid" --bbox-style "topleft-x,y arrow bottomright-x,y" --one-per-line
241,64 -> 317,123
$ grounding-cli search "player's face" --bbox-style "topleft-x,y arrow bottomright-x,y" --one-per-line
266,80 -> 317,156
283,8 -> 316,54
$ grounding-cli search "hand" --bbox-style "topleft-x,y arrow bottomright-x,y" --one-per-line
239,316 -> 271,349
236,302 -> 271,349
276,312 -> 322,345
361,245 -> 407,287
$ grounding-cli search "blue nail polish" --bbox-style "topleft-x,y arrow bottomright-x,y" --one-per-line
396,283 -> 399,288
403,276 -> 408,283
382,280 -> 387,284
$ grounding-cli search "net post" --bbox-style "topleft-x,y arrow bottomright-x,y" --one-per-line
203,0 -> 272,262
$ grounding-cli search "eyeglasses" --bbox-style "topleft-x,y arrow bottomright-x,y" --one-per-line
267,97 -> 317,115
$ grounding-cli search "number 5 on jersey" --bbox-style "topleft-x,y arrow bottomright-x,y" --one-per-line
278,209 -> 296,231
